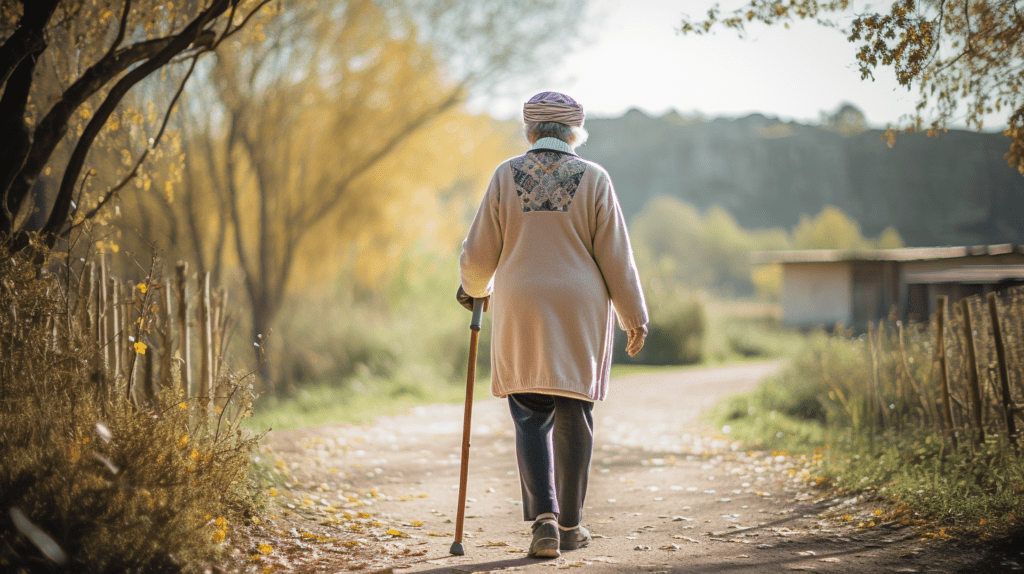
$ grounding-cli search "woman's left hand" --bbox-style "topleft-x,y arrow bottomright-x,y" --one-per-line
626,325 -> 648,357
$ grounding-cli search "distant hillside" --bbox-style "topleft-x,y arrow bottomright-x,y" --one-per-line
577,109 -> 1024,247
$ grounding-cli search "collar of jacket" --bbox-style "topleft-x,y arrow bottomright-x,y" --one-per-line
530,137 -> 576,155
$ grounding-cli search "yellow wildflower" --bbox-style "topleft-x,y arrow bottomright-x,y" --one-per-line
259,543 -> 273,555
137,282 -> 148,294
211,529 -> 225,543
134,341 -> 147,354
178,434 -> 188,448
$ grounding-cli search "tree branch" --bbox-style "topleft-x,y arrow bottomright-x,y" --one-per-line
303,80 -> 469,230
65,55 -> 201,235
0,0 -> 59,91
1,29 -> 218,231
103,0 -> 134,60
42,1 -> 233,242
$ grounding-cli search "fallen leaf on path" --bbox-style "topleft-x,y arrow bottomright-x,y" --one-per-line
671,535 -> 699,543
796,550 -> 817,556
819,557 -> 841,563
659,544 -> 681,550
634,545 -> 651,551
478,541 -> 508,547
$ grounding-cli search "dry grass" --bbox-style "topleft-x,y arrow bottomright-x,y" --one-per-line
0,249 -> 264,572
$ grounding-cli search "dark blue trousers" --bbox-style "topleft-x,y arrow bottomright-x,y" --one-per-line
508,393 -> 594,527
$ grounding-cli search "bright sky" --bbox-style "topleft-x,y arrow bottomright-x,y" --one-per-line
468,0 -> 927,127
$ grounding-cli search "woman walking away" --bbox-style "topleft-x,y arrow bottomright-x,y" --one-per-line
457,91 -> 649,559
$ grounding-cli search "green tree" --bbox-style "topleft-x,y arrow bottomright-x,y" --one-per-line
117,0 -> 584,387
679,0 -> 1024,174
0,0 -> 272,253
791,205 -> 872,250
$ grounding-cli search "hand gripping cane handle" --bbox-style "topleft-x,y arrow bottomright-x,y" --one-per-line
470,297 -> 484,331
451,297 -> 484,555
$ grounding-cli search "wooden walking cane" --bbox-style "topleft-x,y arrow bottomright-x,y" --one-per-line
451,297 -> 485,556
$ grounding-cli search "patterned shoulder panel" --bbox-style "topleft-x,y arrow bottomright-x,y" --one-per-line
509,151 -> 588,213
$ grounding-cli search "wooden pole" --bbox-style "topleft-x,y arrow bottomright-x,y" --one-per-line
867,321 -> 880,446
160,279 -> 174,393
111,277 -> 122,380
987,292 -> 1017,446
99,255 -> 110,376
876,320 -> 891,429
90,261 -> 100,345
125,279 -> 138,400
199,272 -> 213,415
77,262 -> 94,333
935,296 -> 957,449
961,299 -> 985,446
175,262 -> 191,397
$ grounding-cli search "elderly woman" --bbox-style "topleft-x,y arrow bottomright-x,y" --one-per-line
458,92 -> 648,558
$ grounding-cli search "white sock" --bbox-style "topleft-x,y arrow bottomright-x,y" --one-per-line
558,523 -> 578,531
534,512 -> 556,524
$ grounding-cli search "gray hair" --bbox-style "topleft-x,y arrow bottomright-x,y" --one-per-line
525,121 -> 589,150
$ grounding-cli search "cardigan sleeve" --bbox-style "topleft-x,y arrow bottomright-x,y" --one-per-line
592,170 -> 649,331
459,167 -> 503,298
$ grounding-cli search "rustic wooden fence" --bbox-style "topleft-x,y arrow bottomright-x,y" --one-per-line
859,286 -> 1024,450
72,256 -> 235,413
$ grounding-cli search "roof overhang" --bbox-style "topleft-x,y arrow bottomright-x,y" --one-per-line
750,244 -> 1023,265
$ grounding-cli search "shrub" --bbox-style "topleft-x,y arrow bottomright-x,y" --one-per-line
0,251 -> 262,572
615,294 -> 705,365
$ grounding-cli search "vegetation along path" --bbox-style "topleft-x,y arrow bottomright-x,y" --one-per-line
233,361 -> 1019,573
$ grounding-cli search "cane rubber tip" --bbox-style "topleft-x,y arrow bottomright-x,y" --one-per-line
450,541 -> 465,556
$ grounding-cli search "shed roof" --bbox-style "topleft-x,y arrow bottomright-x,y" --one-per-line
905,265 -> 1024,284
751,244 -> 1024,264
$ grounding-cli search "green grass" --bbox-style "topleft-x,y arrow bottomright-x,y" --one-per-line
704,334 -> 1024,535
248,365 -> 712,432
245,374 -> 488,432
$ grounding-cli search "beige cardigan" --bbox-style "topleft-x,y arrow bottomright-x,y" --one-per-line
460,139 -> 648,401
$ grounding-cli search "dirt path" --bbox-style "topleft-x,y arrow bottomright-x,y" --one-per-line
238,361 -> 1011,573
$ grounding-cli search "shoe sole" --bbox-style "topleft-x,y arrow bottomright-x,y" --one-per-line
560,539 -> 590,551
529,537 -> 560,558
529,547 -> 560,558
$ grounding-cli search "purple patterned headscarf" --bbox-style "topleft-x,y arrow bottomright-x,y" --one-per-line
523,92 -> 585,127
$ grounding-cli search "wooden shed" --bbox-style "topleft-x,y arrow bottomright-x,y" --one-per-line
752,244 -> 1024,329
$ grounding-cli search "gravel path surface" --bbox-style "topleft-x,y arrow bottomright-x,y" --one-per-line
243,361 -> 1012,573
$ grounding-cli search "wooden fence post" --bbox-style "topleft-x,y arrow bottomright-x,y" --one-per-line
99,255 -> 110,376
175,262 -> 191,397
160,279 -> 174,393
199,272 -> 213,414
935,295 -> 957,449
987,292 -> 1017,446
125,279 -> 138,402
111,277 -> 122,380
961,299 -> 985,446
77,262 -> 94,334
90,261 -> 100,345
876,321 -> 891,429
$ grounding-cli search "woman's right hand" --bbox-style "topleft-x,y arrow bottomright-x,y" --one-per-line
626,325 -> 648,357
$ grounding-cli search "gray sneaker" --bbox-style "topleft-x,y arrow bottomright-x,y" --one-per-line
528,520 -> 560,558
559,525 -> 591,551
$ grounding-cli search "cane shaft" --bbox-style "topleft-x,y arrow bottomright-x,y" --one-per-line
454,328 -> 479,544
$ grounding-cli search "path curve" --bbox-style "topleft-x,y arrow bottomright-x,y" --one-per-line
247,361 -> 982,573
